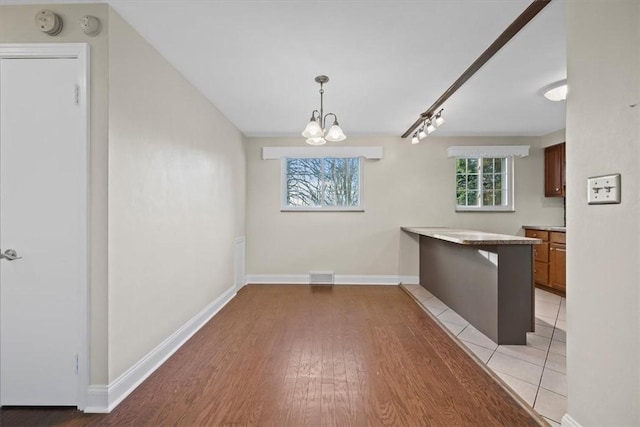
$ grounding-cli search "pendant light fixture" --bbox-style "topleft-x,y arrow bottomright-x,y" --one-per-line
301,75 -> 346,145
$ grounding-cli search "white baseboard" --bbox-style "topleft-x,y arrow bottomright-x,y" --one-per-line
247,274 -> 308,284
84,285 -> 237,413
398,275 -> 420,285
246,274 -> 419,285
84,385 -> 108,413
561,414 -> 581,427
335,275 -> 418,285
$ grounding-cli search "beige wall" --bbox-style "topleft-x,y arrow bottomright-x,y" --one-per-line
0,4 -> 247,387
107,9 -> 246,381
246,136 -> 564,278
0,3 -> 110,384
566,1 -> 639,425
541,128 -> 566,147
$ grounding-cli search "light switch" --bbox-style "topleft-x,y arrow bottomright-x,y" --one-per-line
587,173 -> 621,204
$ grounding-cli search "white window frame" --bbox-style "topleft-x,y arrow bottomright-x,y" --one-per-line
455,156 -> 515,212
281,157 -> 364,212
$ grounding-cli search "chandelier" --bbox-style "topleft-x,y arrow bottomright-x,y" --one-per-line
301,75 -> 346,145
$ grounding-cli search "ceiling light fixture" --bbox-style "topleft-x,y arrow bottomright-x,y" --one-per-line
401,0 -> 551,140
301,75 -> 346,145
410,109 -> 445,144
543,80 -> 568,102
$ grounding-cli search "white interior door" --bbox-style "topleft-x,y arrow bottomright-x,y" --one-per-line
0,52 -> 86,406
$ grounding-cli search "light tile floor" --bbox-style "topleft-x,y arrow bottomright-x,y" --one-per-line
402,284 -> 567,426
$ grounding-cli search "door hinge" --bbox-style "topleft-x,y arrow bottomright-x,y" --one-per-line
75,354 -> 79,375
74,84 -> 80,106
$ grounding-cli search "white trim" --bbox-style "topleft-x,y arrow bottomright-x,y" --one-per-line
336,275 -> 418,285
246,274 -> 419,285
247,274 -> 309,284
263,146 -> 383,160
84,386 -> 108,414
281,208 -> 365,212
234,237 -> 246,291
455,156 -> 516,212
0,42 -> 90,410
398,275 -> 420,285
447,145 -> 530,158
561,414 -> 581,427
84,285 -> 237,413
0,43 -> 90,59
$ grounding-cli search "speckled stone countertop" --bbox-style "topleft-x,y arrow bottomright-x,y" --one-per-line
402,227 -> 542,245
523,225 -> 566,232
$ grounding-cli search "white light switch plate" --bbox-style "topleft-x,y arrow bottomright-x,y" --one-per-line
587,173 -> 621,204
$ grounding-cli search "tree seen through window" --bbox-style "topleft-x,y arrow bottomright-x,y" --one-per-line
286,157 -> 360,208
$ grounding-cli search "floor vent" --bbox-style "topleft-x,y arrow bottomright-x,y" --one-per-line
309,271 -> 334,285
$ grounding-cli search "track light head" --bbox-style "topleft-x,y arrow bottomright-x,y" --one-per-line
418,126 -> 427,140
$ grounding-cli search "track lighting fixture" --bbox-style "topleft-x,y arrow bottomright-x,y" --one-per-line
409,109 -> 445,144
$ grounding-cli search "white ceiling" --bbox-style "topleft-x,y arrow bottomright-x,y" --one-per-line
3,0 -> 567,137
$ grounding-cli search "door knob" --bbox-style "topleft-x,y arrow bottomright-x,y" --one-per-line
1,249 -> 22,261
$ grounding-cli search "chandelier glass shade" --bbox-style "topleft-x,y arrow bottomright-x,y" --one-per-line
301,75 -> 346,145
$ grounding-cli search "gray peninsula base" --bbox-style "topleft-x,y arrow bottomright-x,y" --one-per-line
419,236 -> 534,344
406,228 -> 538,345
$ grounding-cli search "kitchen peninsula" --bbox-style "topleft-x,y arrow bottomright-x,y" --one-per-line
402,227 -> 541,345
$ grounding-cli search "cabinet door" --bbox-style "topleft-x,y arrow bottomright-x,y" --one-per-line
549,243 -> 566,292
545,143 -> 566,197
534,261 -> 549,285
534,242 -> 549,263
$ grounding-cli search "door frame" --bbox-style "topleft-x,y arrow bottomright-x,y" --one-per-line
0,43 -> 90,410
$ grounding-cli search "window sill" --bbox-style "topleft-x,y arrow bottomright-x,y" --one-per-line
455,207 -> 515,212
281,208 -> 364,213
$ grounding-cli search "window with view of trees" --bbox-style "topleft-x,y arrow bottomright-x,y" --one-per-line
283,157 -> 361,210
456,157 -> 514,211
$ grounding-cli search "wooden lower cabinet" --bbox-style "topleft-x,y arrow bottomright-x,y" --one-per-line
525,228 -> 566,296
549,241 -> 566,294
534,260 -> 549,285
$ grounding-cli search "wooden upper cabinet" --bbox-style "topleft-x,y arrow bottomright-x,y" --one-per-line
545,143 -> 566,197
